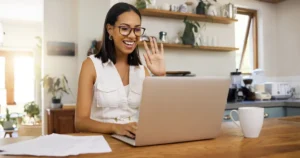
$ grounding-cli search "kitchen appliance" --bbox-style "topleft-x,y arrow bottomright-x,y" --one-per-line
242,77 -> 256,101
227,69 -> 244,102
264,82 -> 292,100
252,69 -> 266,85
254,84 -> 272,101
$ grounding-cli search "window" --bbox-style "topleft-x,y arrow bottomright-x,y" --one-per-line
0,57 -> 5,105
14,56 -> 34,104
235,8 -> 258,74
0,57 -> 4,89
0,51 -> 33,105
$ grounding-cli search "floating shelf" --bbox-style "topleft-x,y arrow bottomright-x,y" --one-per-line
95,41 -> 238,52
139,9 -> 238,24
138,42 -> 239,52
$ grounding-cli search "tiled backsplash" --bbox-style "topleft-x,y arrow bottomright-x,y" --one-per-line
266,76 -> 300,99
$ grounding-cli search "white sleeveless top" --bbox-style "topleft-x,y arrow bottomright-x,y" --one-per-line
88,55 -> 145,124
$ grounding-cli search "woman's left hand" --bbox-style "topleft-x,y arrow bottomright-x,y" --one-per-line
143,37 -> 166,76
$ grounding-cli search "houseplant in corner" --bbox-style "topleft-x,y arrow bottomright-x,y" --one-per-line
0,108 -> 14,130
24,101 -> 40,125
42,75 -> 73,109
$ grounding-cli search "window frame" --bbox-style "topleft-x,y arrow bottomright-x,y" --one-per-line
0,50 -> 33,105
237,8 -> 258,74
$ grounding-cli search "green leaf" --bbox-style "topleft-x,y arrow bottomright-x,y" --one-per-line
63,75 -> 69,84
194,21 -> 200,28
193,25 -> 198,33
47,77 -> 54,89
54,79 -> 60,88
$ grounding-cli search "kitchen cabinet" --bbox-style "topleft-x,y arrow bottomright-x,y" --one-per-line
47,108 -> 76,134
223,110 -> 239,122
286,107 -> 300,116
223,107 -> 286,122
264,107 -> 286,118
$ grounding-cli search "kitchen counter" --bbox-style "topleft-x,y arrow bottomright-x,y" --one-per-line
226,99 -> 300,110
1,116 -> 300,157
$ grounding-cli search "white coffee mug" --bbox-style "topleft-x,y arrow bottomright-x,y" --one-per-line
230,107 -> 264,138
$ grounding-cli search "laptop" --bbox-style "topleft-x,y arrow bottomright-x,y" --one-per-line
112,76 -> 230,146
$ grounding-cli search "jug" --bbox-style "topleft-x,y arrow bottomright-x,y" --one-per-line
222,3 -> 237,19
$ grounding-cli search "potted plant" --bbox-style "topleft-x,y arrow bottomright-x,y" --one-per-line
181,17 -> 201,46
42,75 -> 72,108
135,0 -> 151,9
0,108 -> 14,130
24,101 -> 40,124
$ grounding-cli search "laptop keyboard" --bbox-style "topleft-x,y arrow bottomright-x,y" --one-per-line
112,134 -> 136,145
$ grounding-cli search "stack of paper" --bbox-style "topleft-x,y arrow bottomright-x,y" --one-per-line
0,134 -> 112,156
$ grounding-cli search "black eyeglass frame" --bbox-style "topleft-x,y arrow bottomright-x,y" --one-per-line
116,26 -> 146,37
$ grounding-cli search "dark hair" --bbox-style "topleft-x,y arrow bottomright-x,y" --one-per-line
95,2 -> 142,66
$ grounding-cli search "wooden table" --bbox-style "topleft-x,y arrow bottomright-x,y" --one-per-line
1,117 -> 300,158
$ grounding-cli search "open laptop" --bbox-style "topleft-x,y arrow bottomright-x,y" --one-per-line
112,76 -> 230,146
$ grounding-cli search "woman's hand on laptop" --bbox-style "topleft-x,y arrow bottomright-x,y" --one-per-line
112,122 -> 137,138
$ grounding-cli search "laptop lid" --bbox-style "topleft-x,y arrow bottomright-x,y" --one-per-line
134,77 -> 230,146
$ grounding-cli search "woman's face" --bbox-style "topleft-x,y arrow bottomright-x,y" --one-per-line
107,11 -> 143,55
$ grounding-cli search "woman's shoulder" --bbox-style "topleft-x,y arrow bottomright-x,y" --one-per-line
82,57 -> 94,68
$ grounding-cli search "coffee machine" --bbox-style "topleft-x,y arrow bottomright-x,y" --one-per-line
242,77 -> 256,101
227,69 -> 244,102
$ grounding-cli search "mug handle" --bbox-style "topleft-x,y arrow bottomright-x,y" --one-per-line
230,110 -> 240,127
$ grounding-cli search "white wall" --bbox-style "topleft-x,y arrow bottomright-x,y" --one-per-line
0,20 -> 41,50
42,0 -> 78,134
276,0 -> 300,76
0,0 -> 42,50
0,0 -> 42,22
77,0 -> 110,74
265,0 -> 300,98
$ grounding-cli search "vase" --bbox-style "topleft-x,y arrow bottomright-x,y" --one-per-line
182,23 -> 195,45
196,0 -> 206,15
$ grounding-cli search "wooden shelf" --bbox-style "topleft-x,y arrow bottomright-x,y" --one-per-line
139,9 -> 238,24
138,42 -> 238,52
95,41 -> 238,52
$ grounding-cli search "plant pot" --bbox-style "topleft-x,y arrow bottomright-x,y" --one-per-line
51,98 -> 62,109
3,121 -> 14,130
52,98 -> 61,104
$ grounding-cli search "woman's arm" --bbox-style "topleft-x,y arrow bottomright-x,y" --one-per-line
75,58 -> 137,138
75,58 -> 115,133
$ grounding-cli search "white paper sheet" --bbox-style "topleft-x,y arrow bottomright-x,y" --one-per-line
0,134 -> 112,156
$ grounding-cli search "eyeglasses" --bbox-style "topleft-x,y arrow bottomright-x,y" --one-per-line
116,26 -> 146,37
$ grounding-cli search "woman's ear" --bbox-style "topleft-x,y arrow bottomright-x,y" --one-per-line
106,24 -> 113,37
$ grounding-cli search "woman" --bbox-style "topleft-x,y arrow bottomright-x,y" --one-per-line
75,2 -> 166,138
